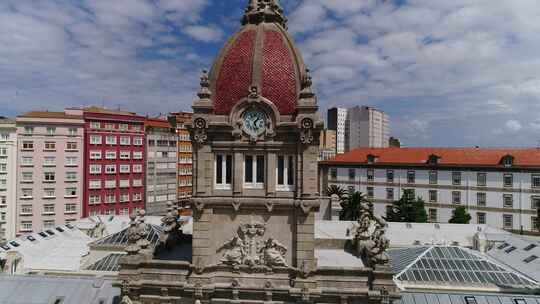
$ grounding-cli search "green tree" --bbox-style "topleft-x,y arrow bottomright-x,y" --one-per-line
340,191 -> 369,221
449,206 -> 472,224
326,185 -> 347,199
385,189 -> 428,223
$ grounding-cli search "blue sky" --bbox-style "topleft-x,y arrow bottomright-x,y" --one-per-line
1,0 -> 540,147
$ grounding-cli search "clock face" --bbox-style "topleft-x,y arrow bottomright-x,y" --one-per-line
243,109 -> 267,137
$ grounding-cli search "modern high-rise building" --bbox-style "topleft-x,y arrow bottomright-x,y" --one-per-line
170,112 -> 193,201
0,118 -> 17,241
82,107 -> 146,217
15,110 -> 85,234
327,107 -> 347,154
144,118 -> 178,215
346,106 -> 389,150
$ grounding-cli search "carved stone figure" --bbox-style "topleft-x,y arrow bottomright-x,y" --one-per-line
220,236 -> 245,266
352,202 -> 390,268
262,238 -> 288,267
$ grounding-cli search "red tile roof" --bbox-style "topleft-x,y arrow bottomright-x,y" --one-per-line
321,147 -> 540,168
145,118 -> 172,129
18,111 -> 82,119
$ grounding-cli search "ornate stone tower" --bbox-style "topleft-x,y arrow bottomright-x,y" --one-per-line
118,1 -> 399,303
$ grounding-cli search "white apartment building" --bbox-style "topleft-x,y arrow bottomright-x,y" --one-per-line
346,106 -> 389,150
320,148 -> 540,234
0,118 -> 17,241
327,108 -> 347,154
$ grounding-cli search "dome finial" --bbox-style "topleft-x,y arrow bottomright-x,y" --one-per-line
242,0 -> 287,28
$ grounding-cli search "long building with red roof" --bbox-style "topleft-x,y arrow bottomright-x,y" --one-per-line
320,147 -> 540,234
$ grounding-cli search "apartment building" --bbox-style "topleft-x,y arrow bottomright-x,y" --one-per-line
15,111 -> 84,234
320,148 -> 540,234
319,129 -> 336,161
327,108 -> 347,154
82,107 -> 146,217
0,118 -> 17,240
346,106 -> 389,149
144,118 -> 178,215
170,112 -> 193,200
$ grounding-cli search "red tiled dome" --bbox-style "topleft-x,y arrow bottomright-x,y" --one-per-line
209,2 -> 306,115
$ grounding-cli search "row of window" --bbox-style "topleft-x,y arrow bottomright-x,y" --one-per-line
339,168 -> 540,188
214,154 -> 295,191
21,141 -> 78,151
148,140 -> 176,147
147,151 -> 175,158
20,203 -> 77,215
20,218 -> 77,232
89,164 -> 143,174
0,147 -> 7,156
89,135 -> 143,145
424,208 -> 536,231
88,192 -> 142,204
361,186 -> 540,209
89,122 -> 141,132
0,133 -> 11,141
21,187 -> 77,198
21,156 -> 78,166
88,179 -> 143,189
22,126 -> 78,136
90,150 -> 143,160
88,207 -> 141,217
21,172 -> 77,183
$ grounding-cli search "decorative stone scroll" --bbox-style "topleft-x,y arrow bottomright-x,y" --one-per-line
125,210 -> 151,256
192,117 -> 208,144
299,117 -> 314,144
352,202 -> 390,268
218,219 -> 288,268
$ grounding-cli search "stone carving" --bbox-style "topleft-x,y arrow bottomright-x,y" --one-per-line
352,202 -> 390,268
242,0 -> 287,28
218,219 -> 288,268
197,70 -> 211,100
125,210 -> 151,255
299,118 -> 314,144
120,295 -> 133,304
192,117 -> 208,144
159,201 -> 189,249
300,68 -> 315,99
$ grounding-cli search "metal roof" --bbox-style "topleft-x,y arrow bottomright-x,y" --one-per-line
91,224 -> 163,247
398,291 -> 540,304
390,246 -> 539,290
85,253 -> 125,272
486,235 -> 540,283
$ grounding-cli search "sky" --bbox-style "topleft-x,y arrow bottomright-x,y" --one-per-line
1,0 -> 540,147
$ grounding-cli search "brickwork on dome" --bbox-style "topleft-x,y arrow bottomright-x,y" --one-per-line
214,30 -> 257,115
262,30 -> 297,115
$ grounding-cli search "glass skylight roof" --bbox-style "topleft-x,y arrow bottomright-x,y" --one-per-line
394,246 -> 538,288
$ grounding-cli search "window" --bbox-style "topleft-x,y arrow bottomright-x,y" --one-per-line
386,170 -> 394,183
65,156 -> 77,166
120,208 -> 129,215
105,123 -> 115,130
66,172 -> 77,182
0,163 -> 6,172
367,187 -> 374,198
133,179 -> 143,187
21,156 -> 33,166
119,179 -> 130,188
532,175 -> 540,188
133,151 -> 142,160
452,171 -> 461,185
132,125 -> 141,132
20,221 -> 32,231
477,192 -> 486,206
524,244 -> 538,251
513,299 -> 527,304
429,170 -> 438,185
367,169 -> 374,182
503,214 -> 513,229
119,124 -> 128,131
90,135 -> 102,144
89,180 -> 101,189
89,195 -> 101,205
43,204 -> 55,215
90,164 -> 102,174
105,180 -> 116,189
106,194 -> 116,204
65,188 -> 77,197
24,126 -> 34,135
106,136 -> 117,145
44,189 -> 55,198
452,191 -> 461,204
90,151 -> 102,160
105,165 -> 116,174
132,164 -> 143,173
44,172 -> 55,182
477,173 -> 487,186
0,133 -> 8,141
22,172 -> 33,182
244,155 -> 264,188
503,194 -> 513,208
65,204 -> 77,214
0,147 -> 6,156
119,165 -> 130,174
504,174 -> 513,188
532,196 -> 540,209
120,137 -> 130,145
347,168 -> 356,181
46,127 -> 56,135
21,189 -> 33,198
44,141 -> 56,150
44,156 -> 56,166
429,190 -> 437,202
120,151 -> 131,159
65,142 -> 78,151
90,122 -> 100,129
21,205 -> 32,215
277,155 -> 294,191
428,209 -> 437,223
105,151 -> 116,160
22,141 -> 34,150
386,188 -> 394,200
477,212 -> 486,224
531,217 -> 538,232
133,193 -> 142,201
133,137 -> 143,146
120,193 -> 129,203
68,128 -> 77,136
464,296 -> 478,304
330,168 -> 337,180
407,170 -> 415,184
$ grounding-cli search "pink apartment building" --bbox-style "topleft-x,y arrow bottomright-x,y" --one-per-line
15,110 -> 84,234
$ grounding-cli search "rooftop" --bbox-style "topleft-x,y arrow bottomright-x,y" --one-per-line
17,111 -> 83,120
398,291 -> 540,304
322,147 -> 540,168
486,235 -> 540,282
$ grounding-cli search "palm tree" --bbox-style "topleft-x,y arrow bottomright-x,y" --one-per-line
326,185 -> 347,199
340,191 -> 369,221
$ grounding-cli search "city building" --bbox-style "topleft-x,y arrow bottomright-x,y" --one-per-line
82,107 -> 146,217
144,117 -> 178,215
320,147 -> 540,233
345,106 -> 390,150
327,107 -> 347,154
169,112 -> 193,201
15,110 -> 84,235
119,2 -> 398,303
0,118 -> 17,241
319,129 -> 336,160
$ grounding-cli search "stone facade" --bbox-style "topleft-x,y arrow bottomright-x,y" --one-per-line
118,2 -> 399,303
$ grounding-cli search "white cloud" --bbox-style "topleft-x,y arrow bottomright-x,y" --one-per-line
183,25 -> 224,42
505,120 -> 523,132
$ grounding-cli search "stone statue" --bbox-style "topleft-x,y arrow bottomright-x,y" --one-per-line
120,295 -> 133,304
220,236 -> 245,266
262,238 -> 288,267
352,202 -> 390,268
